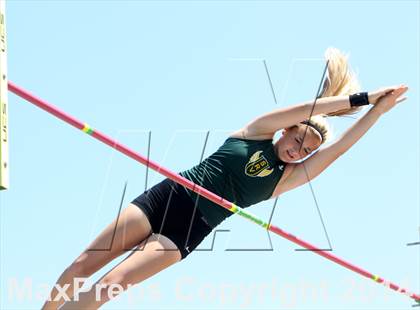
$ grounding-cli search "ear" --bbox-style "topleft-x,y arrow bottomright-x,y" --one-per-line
282,126 -> 294,135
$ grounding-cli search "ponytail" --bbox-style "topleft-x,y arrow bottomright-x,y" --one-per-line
300,47 -> 363,144
320,47 -> 362,116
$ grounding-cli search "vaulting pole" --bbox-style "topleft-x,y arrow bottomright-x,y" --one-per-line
0,0 -> 9,190
8,81 -> 420,305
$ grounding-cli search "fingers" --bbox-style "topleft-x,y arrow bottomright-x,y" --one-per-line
382,85 -> 400,94
383,84 -> 408,94
374,85 -> 409,108
391,85 -> 408,97
385,86 -> 399,93
393,85 -> 408,104
382,85 -> 408,99
376,86 -> 401,100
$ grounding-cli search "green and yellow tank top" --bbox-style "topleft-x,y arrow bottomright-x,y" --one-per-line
179,137 -> 286,228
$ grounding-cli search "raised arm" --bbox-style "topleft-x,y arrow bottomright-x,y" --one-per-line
243,87 -> 400,138
273,85 -> 408,196
244,96 -> 350,137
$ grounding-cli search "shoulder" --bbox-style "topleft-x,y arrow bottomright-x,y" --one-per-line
229,129 -> 274,141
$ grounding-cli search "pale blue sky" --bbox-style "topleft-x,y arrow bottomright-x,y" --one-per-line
1,1 -> 419,309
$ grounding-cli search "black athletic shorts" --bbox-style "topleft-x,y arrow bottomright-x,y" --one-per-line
130,178 -> 213,260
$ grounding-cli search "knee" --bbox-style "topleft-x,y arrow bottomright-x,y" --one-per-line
95,276 -> 129,302
67,258 -> 94,278
99,273 -> 130,289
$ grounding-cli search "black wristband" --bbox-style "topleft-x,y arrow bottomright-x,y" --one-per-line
349,92 -> 370,107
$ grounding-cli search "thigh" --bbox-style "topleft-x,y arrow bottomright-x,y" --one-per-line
71,203 -> 153,275
156,180 -> 213,260
59,234 -> 181,310
131,178 -> 212,260
97,233 -> 181,288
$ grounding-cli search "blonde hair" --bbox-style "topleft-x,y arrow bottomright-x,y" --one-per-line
300,47 -> 362,144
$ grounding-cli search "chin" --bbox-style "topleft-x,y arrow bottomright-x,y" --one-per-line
279,152 -> 292,163
276,145 -> 293,163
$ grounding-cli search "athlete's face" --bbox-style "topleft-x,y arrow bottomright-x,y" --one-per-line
274,125 -> 322,163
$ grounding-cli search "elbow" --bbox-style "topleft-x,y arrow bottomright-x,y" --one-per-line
327,142 -> 347,158
334,148 -> 345,158
336,147 -> 347,158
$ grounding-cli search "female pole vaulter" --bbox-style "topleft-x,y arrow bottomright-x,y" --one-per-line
39,48 -> 409,309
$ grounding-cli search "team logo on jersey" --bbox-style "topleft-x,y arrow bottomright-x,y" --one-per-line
245,151 -> 274,177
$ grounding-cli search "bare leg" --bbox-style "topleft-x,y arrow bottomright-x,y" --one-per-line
41,203 -> 153,310
59,233 -> 182,310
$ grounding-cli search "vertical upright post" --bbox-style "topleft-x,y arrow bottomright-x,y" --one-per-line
0,0 -> 8,190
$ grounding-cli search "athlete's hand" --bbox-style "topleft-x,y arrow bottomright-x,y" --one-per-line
368,86 -> 401,105
370,85 -> 408,115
